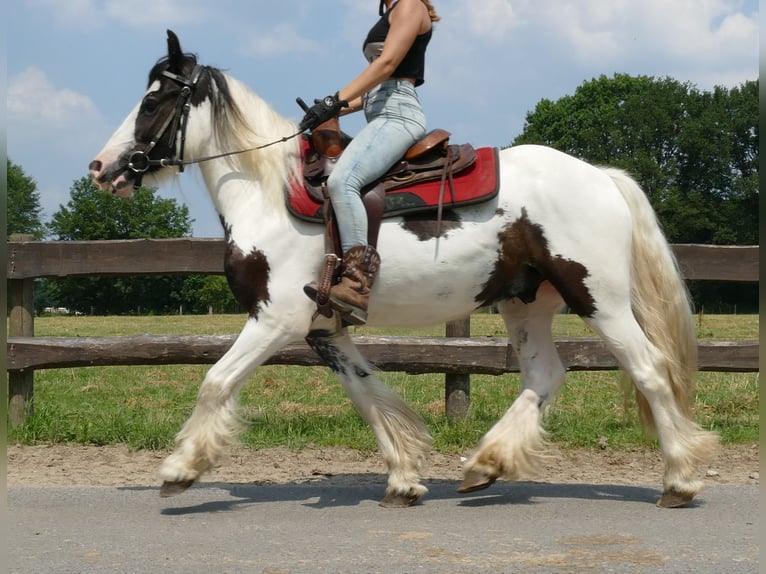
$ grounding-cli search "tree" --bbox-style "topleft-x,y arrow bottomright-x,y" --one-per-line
7,159 -> 45,239
514,74 -> 758,244
46,177 -> 196,315
175,275 -> 240,314
49,177 -> 192,240
514,74 -> 758,311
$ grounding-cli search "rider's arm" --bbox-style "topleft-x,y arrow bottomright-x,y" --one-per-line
340,96 -> 364,116
337,0 -> 426,103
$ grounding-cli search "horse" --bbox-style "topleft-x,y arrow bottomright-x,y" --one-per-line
89,30 -> 718,508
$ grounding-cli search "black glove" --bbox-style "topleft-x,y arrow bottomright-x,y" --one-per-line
298,93 -> 348,132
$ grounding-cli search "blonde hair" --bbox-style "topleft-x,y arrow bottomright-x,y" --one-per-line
421,0 -> 440,21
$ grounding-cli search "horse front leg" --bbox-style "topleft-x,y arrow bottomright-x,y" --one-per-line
306,329 -> 433,507
159,318 -> 298,497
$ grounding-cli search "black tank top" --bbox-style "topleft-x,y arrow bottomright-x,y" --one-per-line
363,2 -> 432,86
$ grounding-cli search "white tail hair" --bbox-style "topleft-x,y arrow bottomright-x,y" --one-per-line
601,168 -> 698,432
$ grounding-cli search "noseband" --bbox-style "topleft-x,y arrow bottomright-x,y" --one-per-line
127,65 -> 203,177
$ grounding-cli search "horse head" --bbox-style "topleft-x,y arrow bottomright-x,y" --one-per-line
89,30 -> 211,196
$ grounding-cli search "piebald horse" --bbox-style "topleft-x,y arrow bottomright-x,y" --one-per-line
89,30 -> 717,508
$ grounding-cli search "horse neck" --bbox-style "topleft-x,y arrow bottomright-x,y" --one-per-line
198,157 -> 294,233
190,75 -> 301,232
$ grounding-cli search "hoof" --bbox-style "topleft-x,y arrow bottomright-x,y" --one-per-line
457,470 -> 497,493
379,491 -> 420,508
657,489 -> 695,508
160,480 -> 195,498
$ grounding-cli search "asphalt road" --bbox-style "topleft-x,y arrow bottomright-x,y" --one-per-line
8,480 -> 758,573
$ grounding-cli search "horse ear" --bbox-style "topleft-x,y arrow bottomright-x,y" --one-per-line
166,29 -> 184,73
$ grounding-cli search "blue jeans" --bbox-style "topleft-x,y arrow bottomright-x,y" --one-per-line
328,79 -> 427,251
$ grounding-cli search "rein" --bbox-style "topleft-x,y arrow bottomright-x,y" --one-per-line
128,65 -> 302,176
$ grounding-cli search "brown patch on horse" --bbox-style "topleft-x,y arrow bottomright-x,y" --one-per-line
476,209 -> 597,316
224,243 -> 271,317
400,211 -> 462,241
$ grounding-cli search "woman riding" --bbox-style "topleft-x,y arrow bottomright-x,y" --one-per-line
300,0 -> 440,325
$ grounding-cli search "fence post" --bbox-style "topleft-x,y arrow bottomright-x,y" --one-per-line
8,234 -> 35,426
445,316 -> 471,421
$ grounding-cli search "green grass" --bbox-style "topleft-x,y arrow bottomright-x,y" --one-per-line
9,313 -> 759,452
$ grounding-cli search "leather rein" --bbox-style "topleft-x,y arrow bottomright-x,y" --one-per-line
127,65 -> 302,179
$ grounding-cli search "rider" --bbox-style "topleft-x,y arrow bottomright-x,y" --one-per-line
300,0 -> 439,325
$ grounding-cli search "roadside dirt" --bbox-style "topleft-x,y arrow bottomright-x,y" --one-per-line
7,442 -> 759,489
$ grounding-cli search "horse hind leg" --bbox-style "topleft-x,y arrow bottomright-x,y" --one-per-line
594,164 -> 718,506
306,329 -> 432,507
584,309 -> 719,507
460,289 -> 566,493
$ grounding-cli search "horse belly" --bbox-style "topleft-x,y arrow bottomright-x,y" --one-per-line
367,221 -> 502,328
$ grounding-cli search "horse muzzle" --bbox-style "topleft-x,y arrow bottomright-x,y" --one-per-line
88,158 -> 138,198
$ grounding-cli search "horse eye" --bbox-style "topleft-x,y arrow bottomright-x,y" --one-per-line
141,97 -> 159,114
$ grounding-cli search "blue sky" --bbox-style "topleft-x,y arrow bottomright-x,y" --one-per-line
7,0 -> 759,238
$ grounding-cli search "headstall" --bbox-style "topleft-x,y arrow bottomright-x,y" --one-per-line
128,65 -> 203,177
127,65 -> 302,181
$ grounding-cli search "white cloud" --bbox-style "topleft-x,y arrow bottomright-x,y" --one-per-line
434,0 -> 756,89
659,6 -> 757,62
528,0 -> 757,70
239,23 -> 319,57
24,0 -> 97,26
25,0 -> 205,29
104,0 -> 206,28
7,66 -> 112,189
8,67 -> 100,128
447,0 -> 525,42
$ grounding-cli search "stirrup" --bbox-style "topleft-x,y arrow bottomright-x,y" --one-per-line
304,282 -> 367,326
327,296 -> 368,326
304,253 -> 340,318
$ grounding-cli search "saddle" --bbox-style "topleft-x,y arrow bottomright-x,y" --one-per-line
288,119 -> 499,242
305,123 -> 475,199
288,117 -> 499,317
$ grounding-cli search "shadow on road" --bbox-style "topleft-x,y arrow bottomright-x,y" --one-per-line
118,476 -> 678,516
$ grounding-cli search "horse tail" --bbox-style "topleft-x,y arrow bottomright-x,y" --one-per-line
601,168 -> 698,434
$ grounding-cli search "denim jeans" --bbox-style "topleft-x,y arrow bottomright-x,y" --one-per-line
328,79 -> 427,251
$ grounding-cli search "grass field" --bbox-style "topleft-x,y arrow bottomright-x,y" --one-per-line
9,313 -> 759,452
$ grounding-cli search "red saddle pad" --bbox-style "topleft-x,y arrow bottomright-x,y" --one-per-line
287,146 -> 499,223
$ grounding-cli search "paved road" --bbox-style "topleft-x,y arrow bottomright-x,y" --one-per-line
8,480 -> 758,573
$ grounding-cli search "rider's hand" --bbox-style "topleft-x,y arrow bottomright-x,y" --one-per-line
299,93 -> 348,132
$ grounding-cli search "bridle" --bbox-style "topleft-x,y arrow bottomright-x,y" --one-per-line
127,66 -> 203,178
127,65 -> 302,181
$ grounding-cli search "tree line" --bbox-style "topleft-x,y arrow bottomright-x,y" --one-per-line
8,173 -> 239,315
8,74 -> 758,315
512,74 -> 758,312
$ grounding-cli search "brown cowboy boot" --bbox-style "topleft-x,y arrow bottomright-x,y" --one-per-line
305,245 -> 380,325
328,245 -> 380,325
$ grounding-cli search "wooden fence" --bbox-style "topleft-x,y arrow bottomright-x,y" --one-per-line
7,237 -> 759,426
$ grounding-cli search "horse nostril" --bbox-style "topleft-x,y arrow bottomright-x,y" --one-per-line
88,159 -> 102,173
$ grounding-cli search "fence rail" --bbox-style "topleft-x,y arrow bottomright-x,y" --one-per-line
7,335 -> 758,373
7,239 -> 759,281
7,237 -> 759,426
